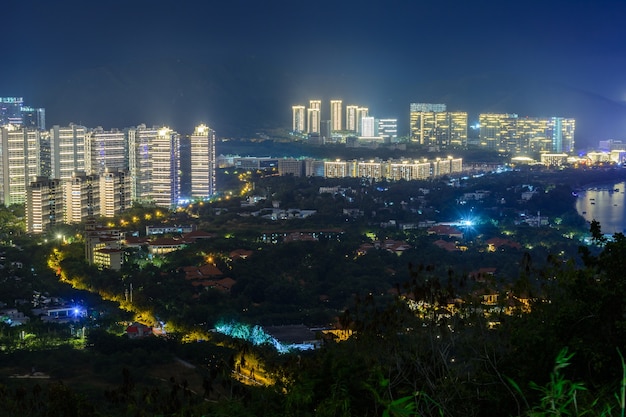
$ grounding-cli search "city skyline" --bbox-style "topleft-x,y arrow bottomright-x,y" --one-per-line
2,1 -> 626,147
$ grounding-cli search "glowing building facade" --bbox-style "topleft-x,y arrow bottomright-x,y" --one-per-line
0,126 -> 42,205
345,105 -> 358,132
307,100 -> 321,134
190,124 -> 216,199
26,177 -> 63,233
64,171 -> 99,224
50,124 -> 86,181
410,107 -> 467,148
86,127 -> 127,175
292,105 -> 305,133
99,168 -> 131,218
479,114 -> 575,154
330,100 -> 342,131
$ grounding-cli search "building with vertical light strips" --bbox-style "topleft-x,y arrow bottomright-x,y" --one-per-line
345,105 -> 358,132
307,100 -> 321,134
323,158 -> 462,181
410,106 -> 467,148
292,105 -> 305,133
100,168 -> 131,218
50,124 -> 87,182
64,171 -> 99,224
387,160 -> 432,181
479,114 -> 575,154
0,125 -> 42,205
190,124 -> 216,200
86,127 -> 127,175
26,177 -> 63,233
151,127 -> 181,208
324,160 -> 356,178
356,107 -> 369,135
128,124 -> 156,203
330,100 -> 342,131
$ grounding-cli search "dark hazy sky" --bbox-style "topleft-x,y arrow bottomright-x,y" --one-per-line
3,0 -> 626,148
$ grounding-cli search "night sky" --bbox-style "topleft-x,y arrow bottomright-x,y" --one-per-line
3,0 -> 626,148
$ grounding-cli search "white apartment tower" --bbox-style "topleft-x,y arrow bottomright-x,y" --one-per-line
50,124 -> 86,182
307,100 -> 321,134
86,127 -> 127,175
190,124 -> 216,200
151,127 -> 180,208
0,125 -> 41,205
356,107 -> 369,135
345,105 -> 358,132
330,100 -> 342,131
64,171 -> 99,224
26,177 -> 63,233
292,105 -> 305,133
100,168 -> 131,218
128,124 -> 156,203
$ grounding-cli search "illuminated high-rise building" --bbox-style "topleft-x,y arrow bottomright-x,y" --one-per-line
307,100 -> 321,134
151,127 -> 180,208
128,124 -> 157,203
549,117 -> 575,153
86,127 -> 127,175
26,177 -> 63,233
99,168 -> 131,218
346,105 -> 359,132
64,171 -> 99,224
410,103 -> 446,113
0,97 -> 45,129
356,107 -> 369,135
479,113 -> 519,151
190,124 -> 216,199
378,118 -> 398,142
479,114 -> 575,154
410,106 -> 467,148
127,124 -> 180,207
0,125 -> 42,205
330,100 -> 342,131
360,116 -> 376,137
50,124 -> 86,181
292,105 -> 305,133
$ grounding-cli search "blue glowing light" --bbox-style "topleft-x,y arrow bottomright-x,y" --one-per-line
214,320 -> 315,354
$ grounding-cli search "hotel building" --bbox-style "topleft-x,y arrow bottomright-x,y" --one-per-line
479,114 -> 575,154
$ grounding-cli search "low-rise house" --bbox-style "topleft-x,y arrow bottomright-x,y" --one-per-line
126,322 -> 153,339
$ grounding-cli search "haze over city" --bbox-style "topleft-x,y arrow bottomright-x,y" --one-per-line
3,0 -> 626,147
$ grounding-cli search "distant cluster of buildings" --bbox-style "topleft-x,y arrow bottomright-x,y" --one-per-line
219,154 -> 463,181
292,100 -> 398,144
291,100 -> 576,155
0,98 -> 217,233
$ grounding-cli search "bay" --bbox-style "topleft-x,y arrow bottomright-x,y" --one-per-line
575,181 -> 626,235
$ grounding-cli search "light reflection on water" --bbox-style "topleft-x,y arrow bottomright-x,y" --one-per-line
575,181 -> 626,234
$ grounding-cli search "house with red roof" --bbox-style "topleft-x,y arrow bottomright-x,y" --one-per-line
126,322 -> 153,339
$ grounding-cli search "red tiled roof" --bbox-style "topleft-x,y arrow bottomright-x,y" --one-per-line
183,230 -> 215,239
